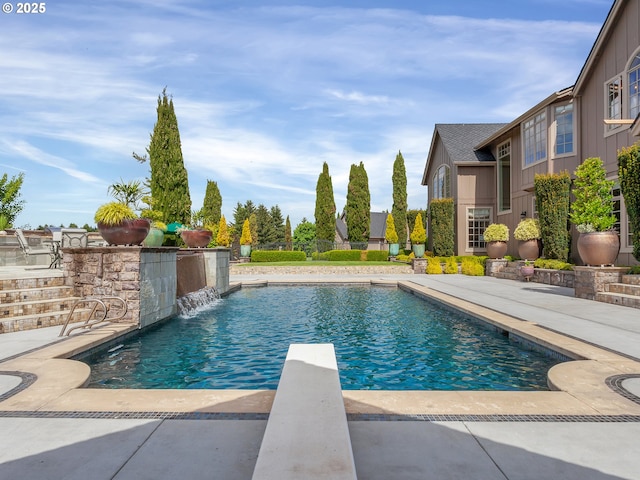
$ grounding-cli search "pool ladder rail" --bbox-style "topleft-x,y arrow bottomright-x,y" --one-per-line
59,296 -> 128,337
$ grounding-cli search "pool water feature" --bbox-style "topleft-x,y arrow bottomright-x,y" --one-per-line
80,285 -> 563,391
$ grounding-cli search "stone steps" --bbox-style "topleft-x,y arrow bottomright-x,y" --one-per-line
596,275 -> 640,310
491,262 -> 524,281
0,273 -> 90,334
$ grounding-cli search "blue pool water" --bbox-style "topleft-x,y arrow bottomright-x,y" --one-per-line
81,286 -> 562,391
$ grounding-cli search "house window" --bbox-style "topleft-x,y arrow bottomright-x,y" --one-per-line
432,165 -> 451,199
497,141 -> 511,211
523,111 -> 546,166
629,52 -> 640,119
467,207 -> 492,250
613,184 -> 633,250
605,76 -> 622,131
554,104 -> 573,155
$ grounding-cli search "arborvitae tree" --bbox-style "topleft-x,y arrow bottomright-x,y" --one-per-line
202,180 -> 222,227
618,143 -> 640,261
285,215 -> 292,250
315,162 -> 337,246
216,215 -> 230,247
534,172 -> 571,261
134,88 -> 191,225
270,205 -> 285,243
429,199 -> 454,256
345,162 -> 370,246
392,151 -> 408,246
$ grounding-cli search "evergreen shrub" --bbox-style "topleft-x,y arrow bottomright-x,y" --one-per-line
324,249 -> 362,261
535,172 -> 570,260
366,250 -> 389,261
461,258 -> 485,276
444,257 -> 458,274
618,143 -> 640,261
426,257 -> 443,274
430,198 -> 454,256
250,250 -> 307,262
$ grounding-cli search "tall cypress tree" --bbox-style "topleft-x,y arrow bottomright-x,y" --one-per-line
135,88 -> 191,224
345,162 -> 370,245
202,180 -> 222,227
392,151 -> 408,246
285,215 -> 292,250
314,162 -> 337,247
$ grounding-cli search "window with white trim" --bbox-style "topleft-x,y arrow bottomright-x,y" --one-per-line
554,103 -> 573,155
497,141 -> 511,211
629,52 -> 640,119
432,165 -> 451,199
606,76 -> 622,131
467,207 -> 492,250
523,111 -> 546,166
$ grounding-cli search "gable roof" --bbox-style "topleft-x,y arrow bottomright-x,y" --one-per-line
422,123 -> 506,184
574,0 -> 625,95
336,211 -> 388,241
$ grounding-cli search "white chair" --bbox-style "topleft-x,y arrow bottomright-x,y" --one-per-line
15,229 -> 58,268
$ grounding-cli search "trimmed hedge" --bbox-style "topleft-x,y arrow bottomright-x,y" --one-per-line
535,171 -> 570,261
430,198 -> 454,256
532,258 -> 574,271
250,250 -> 307,262
366,250 -> 389,261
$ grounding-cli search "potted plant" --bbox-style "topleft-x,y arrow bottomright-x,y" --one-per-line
569,157 -> 619,266
143,220 -> 167,247
514,218 -> 542,260
385,213 -> 399,256
520,259 -> 535,280
410,214 -> 427,258
216,215 -> 231,247
179,209 -> 213,248
94,201 -> 150,246
483,223 -> 509,259
240,218 -> 252,257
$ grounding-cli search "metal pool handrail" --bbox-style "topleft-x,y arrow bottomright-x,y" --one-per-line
59,296 -> 128,337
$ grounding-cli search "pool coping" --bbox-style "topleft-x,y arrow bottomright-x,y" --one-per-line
2,279 -> 640,420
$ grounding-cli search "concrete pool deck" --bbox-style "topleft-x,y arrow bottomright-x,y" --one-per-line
1,269 -> 640,478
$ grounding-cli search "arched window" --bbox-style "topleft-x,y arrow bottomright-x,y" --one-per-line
432,165 -> 450,199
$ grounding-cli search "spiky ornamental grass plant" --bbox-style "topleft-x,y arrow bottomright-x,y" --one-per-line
618,143 -> 640,261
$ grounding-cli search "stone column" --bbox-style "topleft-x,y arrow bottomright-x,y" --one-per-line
573,266 -> 628,300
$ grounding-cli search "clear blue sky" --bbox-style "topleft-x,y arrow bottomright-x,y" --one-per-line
0,0 -> 613,229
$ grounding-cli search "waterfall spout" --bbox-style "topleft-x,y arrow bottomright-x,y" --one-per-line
177,287 -> 221,316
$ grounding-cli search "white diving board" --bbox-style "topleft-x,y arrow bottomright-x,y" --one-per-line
252,343 -> 357,480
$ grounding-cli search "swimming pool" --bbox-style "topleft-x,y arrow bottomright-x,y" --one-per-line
79,285 -> 562,391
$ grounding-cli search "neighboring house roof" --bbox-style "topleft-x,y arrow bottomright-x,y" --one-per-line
422,123 -> 506,184
574,0 -> 625,96
336,211 -> 388,241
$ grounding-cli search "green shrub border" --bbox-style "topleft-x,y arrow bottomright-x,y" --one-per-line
251,250 -> 307,262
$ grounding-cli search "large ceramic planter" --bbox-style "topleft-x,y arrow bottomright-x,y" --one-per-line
180,229 -> 212,248
486,241 -> 508,259
142,227 -> 165,247
98,219 -> 150,246
517,239 -> 541,261
240,244 -> 252,257
388,243 -> 400,256
577,231 -> 620,266
412,244 -> 425,258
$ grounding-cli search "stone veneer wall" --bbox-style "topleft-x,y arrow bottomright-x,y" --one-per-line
62,247 -> 178,328
573,266 -> 629,300
203,249 -> 230,293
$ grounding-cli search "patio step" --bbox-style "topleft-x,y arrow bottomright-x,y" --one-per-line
596,275 -> 640,310
252,344 -> 357,480
0,272 -> 88,333
0,308 -> 94,334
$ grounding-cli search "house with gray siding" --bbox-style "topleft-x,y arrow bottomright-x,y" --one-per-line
423,0 -> 640,265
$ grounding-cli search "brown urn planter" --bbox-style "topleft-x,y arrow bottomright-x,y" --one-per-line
180,229 -> 212,248
486,241 -> 508,259
517,239 -> 541,261
98,219 -> 151,246
577,231 -> 620,266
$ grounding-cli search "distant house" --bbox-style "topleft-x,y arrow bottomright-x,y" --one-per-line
422,0 -> 640,265
335,211 -> 390,251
